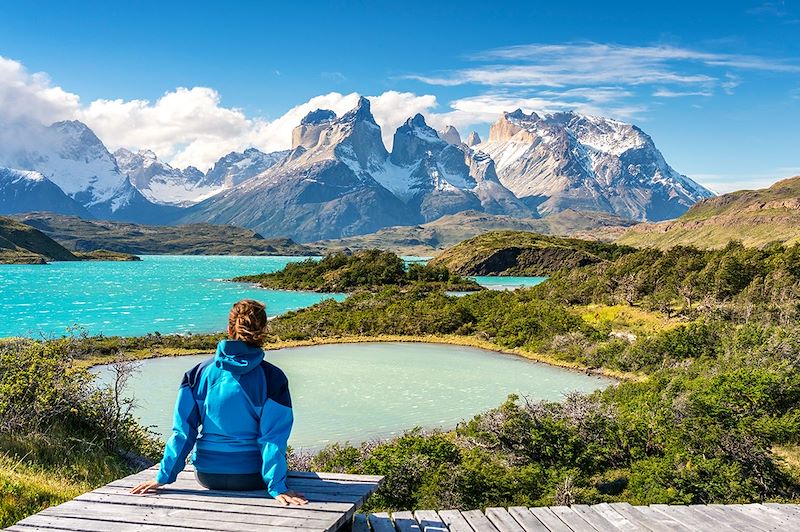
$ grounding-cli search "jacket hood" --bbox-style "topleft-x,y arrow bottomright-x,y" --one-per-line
214,339 -> 264,374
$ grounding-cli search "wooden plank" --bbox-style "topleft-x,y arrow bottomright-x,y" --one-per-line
569,505 -> 622,531
392,510 -> 421,532
649,504 -> 720,532
461,509 -> 500,532
529,507 -> 573,532
757,503 -> 800,526
438,509 -> 477,532
19,512 -> 325,532
415,509 -> 449,532
370,512 -> 399,532
77,490 -> 343,519
12,515 -> 220,532
728,504 -> 791,528
112,476 -> 376,498
506,507 -> 549,532
587,504 -> 643,532
548,506 -> 596,532
485,507 -> 525,532
628,503 -> 691,532
604,502 -> 668,532
697,504 -> 772,531
91,485 -> 354,512
34,498 -> 332,530
353,514 -> 370,532
763,503 -> 800,522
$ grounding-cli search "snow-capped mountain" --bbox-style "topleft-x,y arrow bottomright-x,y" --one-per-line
0,120 -> 180,223
115,148 -> 220,206
202,148 -> 289,189
0,103 -> 712,237
182,97 -> 415,241
182,100 -> 534,241
477,110 -> 713,221
0,167 -> 90,216
384,114 -> 530,220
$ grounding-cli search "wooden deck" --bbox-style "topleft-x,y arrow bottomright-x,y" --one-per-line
8,463 -> 800,532
353,503 -> 800,532
6,464 -> 383,532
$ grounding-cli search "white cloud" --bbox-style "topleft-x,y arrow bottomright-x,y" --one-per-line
408,42 -> 800,93
653,88 -> 713,98
0,56 -> 80,124
0,56 -> 443,169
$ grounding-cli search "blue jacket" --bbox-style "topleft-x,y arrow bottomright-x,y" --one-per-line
156,339 -> 293,497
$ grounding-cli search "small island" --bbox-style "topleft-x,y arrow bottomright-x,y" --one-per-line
73,250 -> 141,261
231,249 -> 482,292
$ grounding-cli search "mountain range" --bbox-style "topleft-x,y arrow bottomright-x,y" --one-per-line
0,98 -> 713,241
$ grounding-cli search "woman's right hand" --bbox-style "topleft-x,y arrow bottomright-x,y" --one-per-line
276,490 -> 308,505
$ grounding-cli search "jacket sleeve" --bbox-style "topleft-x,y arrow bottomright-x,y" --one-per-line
156,375 -> 201,484
257,367 -> 293,498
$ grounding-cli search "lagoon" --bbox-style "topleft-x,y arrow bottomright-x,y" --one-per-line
92,342 -> 614,450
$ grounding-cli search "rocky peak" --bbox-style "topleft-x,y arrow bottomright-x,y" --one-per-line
466,131 -> 482,146
390,113 -> 446,166
300,109 -> 336,125
437,125 -> 462,145
293,109 -> 337,149
340,96 -> 377,125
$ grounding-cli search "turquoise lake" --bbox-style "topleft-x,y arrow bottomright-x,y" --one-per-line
0,255 -> 344,338
92,342 -> 614,450
0,255 -> 546,338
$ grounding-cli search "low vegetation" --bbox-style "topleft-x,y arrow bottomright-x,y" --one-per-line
232,249 -> 482,292
0,337 -> 161,525
429,230 -> 634,276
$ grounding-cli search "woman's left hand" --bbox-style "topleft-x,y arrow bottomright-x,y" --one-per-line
130,480 -> 163,494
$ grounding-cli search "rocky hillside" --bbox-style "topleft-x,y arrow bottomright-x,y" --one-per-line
317,209 -> 634,256
429,230 -> 632,276
14,212 -> 318,256
617,175 -> 800,249
476,110 -> 713,221
0,216 -> 78,264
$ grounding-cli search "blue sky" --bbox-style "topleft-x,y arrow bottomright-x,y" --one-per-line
1,0 -> 798,192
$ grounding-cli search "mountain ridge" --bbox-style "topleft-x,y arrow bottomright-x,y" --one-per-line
617,175 -> 800,249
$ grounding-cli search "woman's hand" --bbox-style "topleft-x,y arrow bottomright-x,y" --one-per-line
130,480 -> 163,494
276,490 -> 307,505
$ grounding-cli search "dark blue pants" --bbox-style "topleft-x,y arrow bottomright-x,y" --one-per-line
195,470 -> 266,491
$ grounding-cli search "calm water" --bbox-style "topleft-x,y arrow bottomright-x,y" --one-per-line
468,276 -> 547,291
0,255 -> 546,338
92,342 -> 614,450
0,255 -> 344,338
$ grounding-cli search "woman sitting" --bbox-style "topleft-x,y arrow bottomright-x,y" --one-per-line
131,299 -> 307,506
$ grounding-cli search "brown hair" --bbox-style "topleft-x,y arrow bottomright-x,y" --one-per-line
228,299 -> 269,347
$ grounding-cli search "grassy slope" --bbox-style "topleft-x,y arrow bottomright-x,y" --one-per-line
13,212 -> 319,256
0,216 -> 77,264
429,230 -> 630,276
316,210 -> 634,256
618,176 -> 800,249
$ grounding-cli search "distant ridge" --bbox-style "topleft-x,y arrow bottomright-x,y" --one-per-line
617,175 -> 800,249
0,215 -> 78,264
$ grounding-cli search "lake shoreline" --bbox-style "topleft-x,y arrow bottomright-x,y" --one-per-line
79,333 -> 631,381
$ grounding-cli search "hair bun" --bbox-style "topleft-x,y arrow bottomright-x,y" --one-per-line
228,299 -> 268,347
